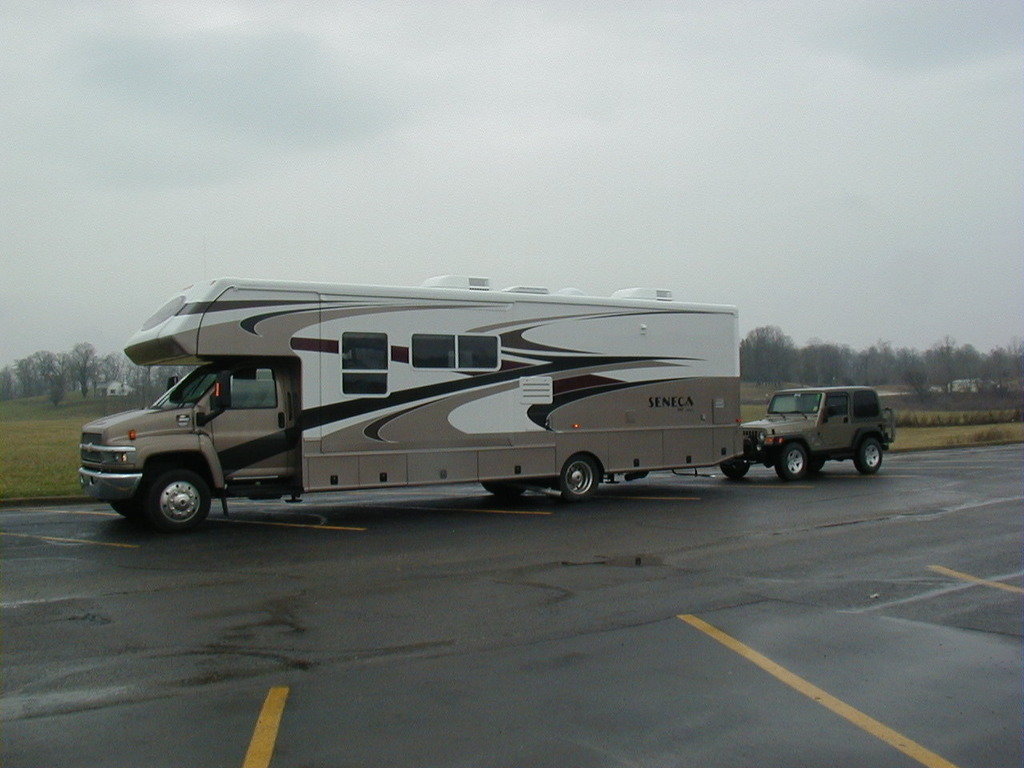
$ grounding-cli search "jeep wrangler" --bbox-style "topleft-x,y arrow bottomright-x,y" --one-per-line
721,386 -> 895,481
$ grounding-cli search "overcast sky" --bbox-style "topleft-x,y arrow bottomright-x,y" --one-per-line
2,1 -> 1021,365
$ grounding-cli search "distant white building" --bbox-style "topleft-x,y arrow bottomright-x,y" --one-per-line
100,381 -> 134,397
949,378 -> 982,393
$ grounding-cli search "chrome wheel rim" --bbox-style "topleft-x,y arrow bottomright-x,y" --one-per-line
158,481 -> 201,521
785,448 -> 805,475
863,443 -> 881,468
565,461 -> 594,495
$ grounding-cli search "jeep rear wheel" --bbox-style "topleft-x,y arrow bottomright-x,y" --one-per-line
854,437 -> 883,474
775,442 -> 808,481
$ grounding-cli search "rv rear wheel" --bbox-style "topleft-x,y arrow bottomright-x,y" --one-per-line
558,454 -> 600,502
144,469 -> 211,532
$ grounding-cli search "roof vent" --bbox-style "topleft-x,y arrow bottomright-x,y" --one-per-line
502,285 -> 550,295
421,275 -> 491,290
611,287 -> 673,301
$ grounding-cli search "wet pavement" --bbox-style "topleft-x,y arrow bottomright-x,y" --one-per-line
2,445 -> 1021,767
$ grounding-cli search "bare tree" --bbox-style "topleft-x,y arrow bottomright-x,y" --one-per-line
740,326 -> 796,385
67,342 -> 100,398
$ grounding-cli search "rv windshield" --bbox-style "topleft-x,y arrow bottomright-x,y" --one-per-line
767,392 -> 821,415
151,366 -> 217,410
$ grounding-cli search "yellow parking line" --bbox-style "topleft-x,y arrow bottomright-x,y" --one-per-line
242,686 -> 289,768
403,505 -> 553,516
679,614 -> 960,768
214,518 -> 367,532
928,565 -> 1024,595
0,531 -> 139,549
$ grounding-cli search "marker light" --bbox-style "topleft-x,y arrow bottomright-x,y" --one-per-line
128,429 -> 137,440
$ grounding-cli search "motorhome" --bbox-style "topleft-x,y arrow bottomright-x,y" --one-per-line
80,276 -> 741,530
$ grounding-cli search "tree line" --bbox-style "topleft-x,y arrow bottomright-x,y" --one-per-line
2,333 -> 1021,408
0,343 -> 191,407
740,326 -> 1023,396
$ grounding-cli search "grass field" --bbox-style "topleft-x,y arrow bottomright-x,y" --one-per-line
1,395 -> 1021,500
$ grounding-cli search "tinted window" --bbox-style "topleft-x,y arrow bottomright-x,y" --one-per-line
853,390 -> 880,418
825,393 -> 849,418
458,335 -> 498,369
342,333 -> 388,370
230,368 -> 277,409
342,332 -> 388,396
412,334 -> 456,368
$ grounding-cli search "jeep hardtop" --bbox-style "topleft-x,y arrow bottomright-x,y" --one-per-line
721,386 -> 895,481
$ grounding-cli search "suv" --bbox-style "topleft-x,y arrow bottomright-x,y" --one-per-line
721,387 -> 895,481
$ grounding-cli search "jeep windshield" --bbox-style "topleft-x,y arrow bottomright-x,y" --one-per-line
767,392 -> 821,415
151,366 -> 217,410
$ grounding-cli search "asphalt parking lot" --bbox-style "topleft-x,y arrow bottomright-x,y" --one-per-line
2,445 -> 1021,768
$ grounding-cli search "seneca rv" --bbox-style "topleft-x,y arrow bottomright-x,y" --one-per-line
79,276 -> 741,530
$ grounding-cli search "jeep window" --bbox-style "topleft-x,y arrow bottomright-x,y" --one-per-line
768,392 -> 821,414
853,390 -> 881,418
152,366 -> 217,409
825,392 -> 849,419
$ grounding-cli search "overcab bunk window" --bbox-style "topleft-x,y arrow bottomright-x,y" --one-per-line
342,332 -> 388,395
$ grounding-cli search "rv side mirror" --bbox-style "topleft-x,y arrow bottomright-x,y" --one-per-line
166,375 -> 180,390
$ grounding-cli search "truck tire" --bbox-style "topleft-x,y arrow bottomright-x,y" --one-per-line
558,454 -> 600,502
854,436 -> 883,475
144,469 -> 211,532
775,442 -> 808,481
720,459 -> 750,480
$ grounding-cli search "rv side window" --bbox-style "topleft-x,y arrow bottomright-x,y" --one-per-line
342,332 -> 388,395
230,368 -> 278,409
412,334 -> 455,368
457,335 -> 498,369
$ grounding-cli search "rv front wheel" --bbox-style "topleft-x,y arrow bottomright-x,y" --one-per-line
558,454 -> 600,502
144,469 -> 211,532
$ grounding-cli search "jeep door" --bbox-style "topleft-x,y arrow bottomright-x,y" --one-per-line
817,391 -> 854,451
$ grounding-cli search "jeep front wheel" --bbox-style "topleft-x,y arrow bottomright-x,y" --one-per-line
775,442 -> 808,481
854,436 -> 883,475
144,469 -> 211,532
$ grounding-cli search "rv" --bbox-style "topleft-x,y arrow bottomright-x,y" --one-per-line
79,276 -> 741,530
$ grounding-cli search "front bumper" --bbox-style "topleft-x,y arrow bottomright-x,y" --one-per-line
79,467 -> 143,500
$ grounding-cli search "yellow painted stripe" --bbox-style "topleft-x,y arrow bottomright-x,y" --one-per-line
56,509 -> 120,517
678,614 -> 961,768
928,565 -> 1024,595
402,505 -> 553,516
214,518 -> 366,532
0,531 -> 140,549
242,686 -> 290,768
739,483 -> 813,489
